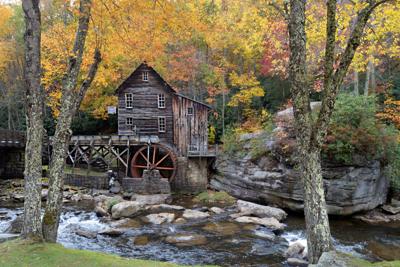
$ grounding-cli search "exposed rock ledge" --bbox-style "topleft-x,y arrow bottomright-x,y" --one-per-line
211,137 -> 389,216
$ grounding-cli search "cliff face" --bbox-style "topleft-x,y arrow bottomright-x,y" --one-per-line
211,132 -> 389,215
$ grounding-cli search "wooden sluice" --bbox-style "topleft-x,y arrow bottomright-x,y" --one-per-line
57,135 -> 160,176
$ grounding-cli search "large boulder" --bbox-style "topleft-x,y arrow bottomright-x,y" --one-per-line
234,216 -> 285,231
111,201 -> 143,219
165,234 -> 207,246
284,241 -> 307,259
6,216 -> 23,234
131,194 -> 172,205
237,200 -> 287,221
145,213 -> 175,224
212,152 -> 389,215
182,209 -> 210,220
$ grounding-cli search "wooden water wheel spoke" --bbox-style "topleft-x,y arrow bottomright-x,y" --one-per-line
139,151 -> 150,165
152,145 -> 157,164
155,152 -> 171,167
132,164 -> 148,169
130,144 -> 177,180
155,166 -> 175,170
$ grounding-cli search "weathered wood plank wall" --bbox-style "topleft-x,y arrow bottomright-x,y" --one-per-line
117,64 -> 174,144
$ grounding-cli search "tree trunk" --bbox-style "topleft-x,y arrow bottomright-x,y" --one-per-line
43,0 -> 91,242
42,0 -> 101,242
286,0 -> 391,263
288,0 -> 333,263
354,70 -> 359,95
301,148 -> 332,262
364,60 -> 371,96
370,61 -> 376,92
22,0 -> 44,241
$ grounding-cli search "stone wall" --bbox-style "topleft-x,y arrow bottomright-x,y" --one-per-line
64,174 -> 109,189
171,157 -> 208,193
0,148 -> 24,179
122,170 -> 171,194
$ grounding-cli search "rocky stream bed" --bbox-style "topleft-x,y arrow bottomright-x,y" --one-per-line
1,187 -> 400,267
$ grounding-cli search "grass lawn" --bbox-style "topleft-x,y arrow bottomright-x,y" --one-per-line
0,240 -> 206,267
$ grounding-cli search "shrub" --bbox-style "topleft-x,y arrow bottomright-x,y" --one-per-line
322,93 -> 399,166
221,126 -> 244,155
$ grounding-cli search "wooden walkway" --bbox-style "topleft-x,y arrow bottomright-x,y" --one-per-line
0,130 -> 25,148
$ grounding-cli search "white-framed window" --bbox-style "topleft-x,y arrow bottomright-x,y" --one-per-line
158,116 -> 166,132
125,93 -> 133,108
126,117 -> 133,125
187,107 -> 194,115
158,94 -> 165,108
142,71 -> 149,81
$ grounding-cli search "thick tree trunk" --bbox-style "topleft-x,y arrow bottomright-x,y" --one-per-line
288,0 -> 333,263
286,0 -> 391,263
22,0 -> 44,241
42,0 -> 100,242
301,148 -> 332,262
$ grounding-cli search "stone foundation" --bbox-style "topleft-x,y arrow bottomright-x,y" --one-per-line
0,148 -> 24,179
122,170 -> 171,194
64,174 -> 109,189
172,157 -> 208,193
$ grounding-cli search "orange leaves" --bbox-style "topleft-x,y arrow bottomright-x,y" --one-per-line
377,98 -> 400,130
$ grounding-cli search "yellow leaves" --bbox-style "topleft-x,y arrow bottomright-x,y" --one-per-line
228,72 -> 265,108
0,6 -> 12,37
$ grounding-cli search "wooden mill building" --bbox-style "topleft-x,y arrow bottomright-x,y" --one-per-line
116,62 -> 211,156
111,62 -> 214,192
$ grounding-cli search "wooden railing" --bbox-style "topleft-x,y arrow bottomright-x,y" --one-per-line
187,144 -> 218,157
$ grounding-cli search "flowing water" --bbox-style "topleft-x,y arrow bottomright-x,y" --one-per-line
1,200 -> 399,267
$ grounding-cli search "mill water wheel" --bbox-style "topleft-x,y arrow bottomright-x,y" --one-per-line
130,144 -> 177,180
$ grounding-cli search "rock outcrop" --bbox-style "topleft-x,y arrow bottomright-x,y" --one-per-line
211,118 -> 389,215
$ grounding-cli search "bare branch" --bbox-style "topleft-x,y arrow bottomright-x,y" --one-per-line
269,1 -> 289,21
74,49 -> 102,111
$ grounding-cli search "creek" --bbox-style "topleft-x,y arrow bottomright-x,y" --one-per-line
0,198 -> 399,267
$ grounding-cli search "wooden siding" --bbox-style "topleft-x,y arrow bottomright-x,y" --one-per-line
117,64 -> 174,145
173,96 -> 209,156
117,63 -> 210,156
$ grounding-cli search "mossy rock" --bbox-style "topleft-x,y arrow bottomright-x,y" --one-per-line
310,251 -> 400,267
193,191 -> 236,206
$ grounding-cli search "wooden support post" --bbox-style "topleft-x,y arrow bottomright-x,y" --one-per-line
126,138 -> 130,177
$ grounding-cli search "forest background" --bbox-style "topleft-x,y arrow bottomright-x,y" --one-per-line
0,0 -> 399,140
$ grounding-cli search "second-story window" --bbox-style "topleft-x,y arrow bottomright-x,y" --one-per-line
125,93 -> 133,108
142,71 -> 149,81
158,94 -> 165,108
187,107 -> 194,115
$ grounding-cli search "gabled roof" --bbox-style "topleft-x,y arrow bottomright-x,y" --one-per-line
115,62 -> 176,94
115,62 -> 211,109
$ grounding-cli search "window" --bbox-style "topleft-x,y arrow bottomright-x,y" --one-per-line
158,117 -> 166,132
158,94 -> 165,108
142,71 -> 149,81
126,117 -> 133,125
125,93 -> 133,108
187,107 -> 194,115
